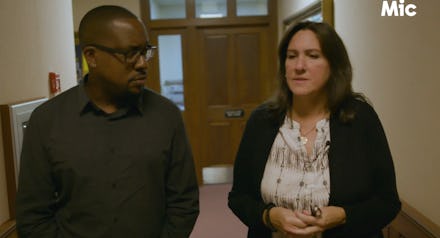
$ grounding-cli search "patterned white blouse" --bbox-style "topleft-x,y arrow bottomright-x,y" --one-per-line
261,116 -> 331,238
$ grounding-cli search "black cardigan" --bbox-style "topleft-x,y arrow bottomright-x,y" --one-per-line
228,99 -> 401,238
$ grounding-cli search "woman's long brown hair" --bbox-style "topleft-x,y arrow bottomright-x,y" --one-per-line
267,21 -> 366,124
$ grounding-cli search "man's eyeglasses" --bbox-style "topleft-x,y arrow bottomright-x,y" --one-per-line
88,43 -> 157,64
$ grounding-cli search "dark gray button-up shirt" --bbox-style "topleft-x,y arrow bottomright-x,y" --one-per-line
16,80 -> 199,238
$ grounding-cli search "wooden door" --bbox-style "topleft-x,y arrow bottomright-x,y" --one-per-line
194,26 -> 274,173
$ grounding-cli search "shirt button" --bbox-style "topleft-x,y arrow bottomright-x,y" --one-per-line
110,148 -> 115,153
112,183 -> 116,188
113,217 -> 118,223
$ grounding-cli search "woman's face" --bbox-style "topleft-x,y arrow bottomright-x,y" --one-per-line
285,29 -> 330,99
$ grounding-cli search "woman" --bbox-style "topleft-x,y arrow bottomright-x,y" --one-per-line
228,21 -> 401,238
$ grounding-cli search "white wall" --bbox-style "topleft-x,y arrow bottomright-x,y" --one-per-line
0,0 -> 77,223
336,0 -> 440,226
278,0 -> 440,227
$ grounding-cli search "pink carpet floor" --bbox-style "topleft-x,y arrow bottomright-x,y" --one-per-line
190,183 -> 247,238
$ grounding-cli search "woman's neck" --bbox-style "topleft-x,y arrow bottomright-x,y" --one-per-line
291,95 -> 329,120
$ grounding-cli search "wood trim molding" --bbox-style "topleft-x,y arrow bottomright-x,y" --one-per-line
0,219 -> 15,238
402,200 -> 440,237
321,0 -> 334,26
1,97 -> 47,219
385,200 -> 440,238
0,105 -> 17,218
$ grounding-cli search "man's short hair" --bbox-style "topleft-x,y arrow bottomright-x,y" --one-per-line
78,5 -> 138,47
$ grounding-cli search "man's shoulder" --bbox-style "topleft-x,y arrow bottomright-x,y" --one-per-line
27,86 -> 80,129
141,88 -> 181,113
34,85 -> 80,113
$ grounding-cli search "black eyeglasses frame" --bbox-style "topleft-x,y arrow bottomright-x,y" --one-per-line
86,43 -> 157,64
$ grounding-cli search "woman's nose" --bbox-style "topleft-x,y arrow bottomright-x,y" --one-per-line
294,56 -> 306,73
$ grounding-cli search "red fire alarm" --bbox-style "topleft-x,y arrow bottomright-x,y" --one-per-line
49,72 -> 61,94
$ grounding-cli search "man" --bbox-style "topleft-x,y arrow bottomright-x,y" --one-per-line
16,5 -> 199,238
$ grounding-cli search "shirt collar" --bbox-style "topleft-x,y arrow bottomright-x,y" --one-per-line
77,74 -> 144,116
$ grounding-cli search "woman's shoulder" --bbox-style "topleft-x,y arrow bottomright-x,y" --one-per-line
248,103 -> 282,126
333,95 -> 379,124
348,97 -> 382,124
251,103 -> 272,115
352,97 -> 376,114
250,103 -> 279,119
350,96 -> 371,109
240,104 -> 281,138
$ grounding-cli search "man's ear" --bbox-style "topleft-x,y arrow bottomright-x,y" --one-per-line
82,46 -> 97,68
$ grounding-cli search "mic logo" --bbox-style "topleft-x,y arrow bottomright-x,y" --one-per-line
381,0 -> 417,17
